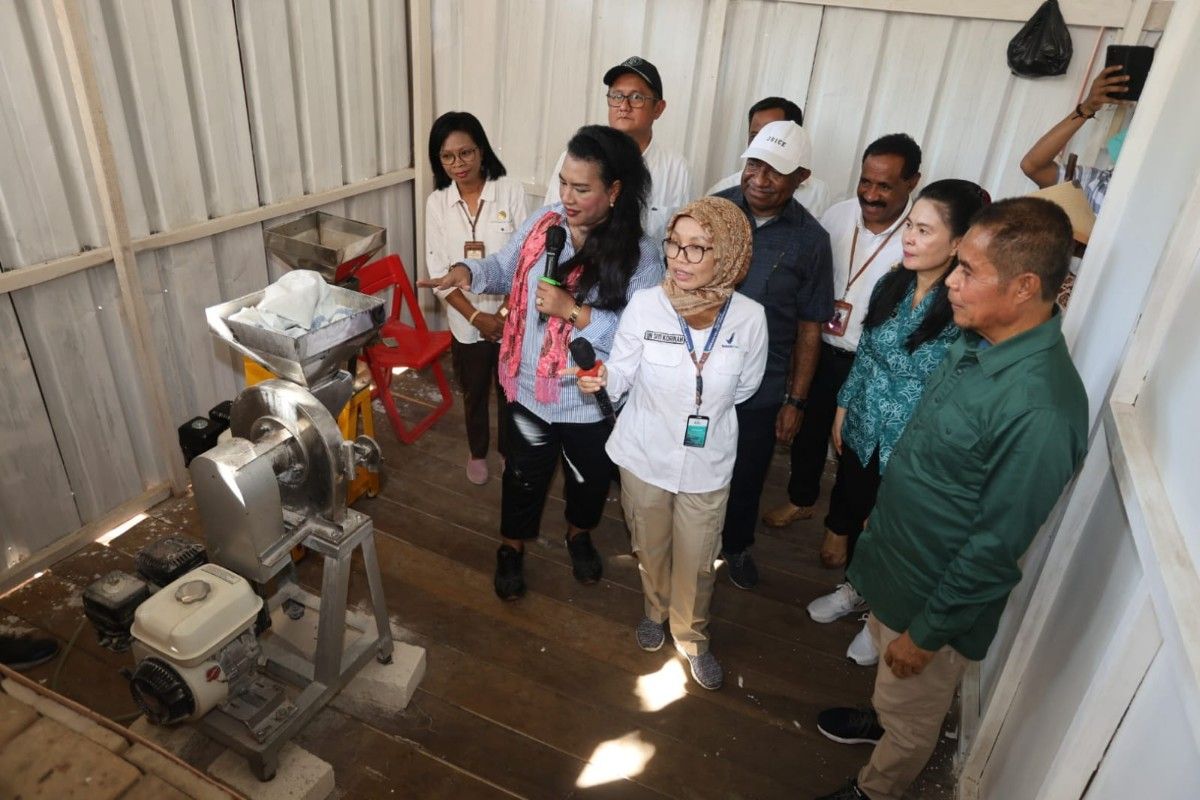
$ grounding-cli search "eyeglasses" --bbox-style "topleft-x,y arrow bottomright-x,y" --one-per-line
606,91 -> 654,109
662,239 -> 714,264
439,147 -> 479,165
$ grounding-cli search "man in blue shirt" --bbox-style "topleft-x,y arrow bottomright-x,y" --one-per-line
713,121 -> 835,588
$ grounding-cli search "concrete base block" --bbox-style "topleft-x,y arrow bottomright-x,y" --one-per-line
267,606 -> 427,718
207,742 -> 334,800
333,641 -> 427,719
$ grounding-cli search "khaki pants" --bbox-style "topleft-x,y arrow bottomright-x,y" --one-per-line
619,469 -> 729,656
858,614 -> 971,800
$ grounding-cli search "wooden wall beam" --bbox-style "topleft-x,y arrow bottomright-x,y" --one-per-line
52,0 -> 189,493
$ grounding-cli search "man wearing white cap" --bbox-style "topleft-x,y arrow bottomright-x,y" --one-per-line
712,120 -> 835,589
706,97 -> 833,217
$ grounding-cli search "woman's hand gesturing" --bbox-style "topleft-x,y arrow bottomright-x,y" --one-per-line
416,264 -> 472,292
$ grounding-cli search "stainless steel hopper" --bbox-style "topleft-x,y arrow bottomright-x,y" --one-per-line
206,283 -> 385,388
263,212 -> 386,282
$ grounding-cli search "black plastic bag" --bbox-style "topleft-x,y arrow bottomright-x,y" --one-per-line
1007,0 -> 1073,77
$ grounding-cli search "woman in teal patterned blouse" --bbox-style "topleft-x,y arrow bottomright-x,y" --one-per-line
806,179 -> 990,667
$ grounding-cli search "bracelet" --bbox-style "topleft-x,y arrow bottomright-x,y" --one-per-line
1073,103 -> 1095,121
567,303 -> 582,326
468,309 -> 482,325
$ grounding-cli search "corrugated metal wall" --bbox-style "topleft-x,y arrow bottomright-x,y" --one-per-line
431,0 -> 1135,205
0,0 -> 415,572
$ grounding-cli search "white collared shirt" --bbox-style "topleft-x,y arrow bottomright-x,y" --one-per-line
603,287 -> 768,494
425,176 -> 530,343
818,197 -> 912,352
706,170 -> 833,218
544,138 -> 694,244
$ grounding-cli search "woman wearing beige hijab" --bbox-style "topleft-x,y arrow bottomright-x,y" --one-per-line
569,197 -> 768,689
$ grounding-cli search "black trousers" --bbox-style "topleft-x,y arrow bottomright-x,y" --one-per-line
450,338 -> 510,459
825,445 -> 882,569
500,403 -> 613,541
719,402 -> 780,555
786,343 -> 856,506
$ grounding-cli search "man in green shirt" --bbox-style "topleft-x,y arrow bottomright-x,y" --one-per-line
815,197 -> 1089,800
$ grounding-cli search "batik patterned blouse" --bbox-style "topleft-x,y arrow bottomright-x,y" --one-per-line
837,279 -> 959,470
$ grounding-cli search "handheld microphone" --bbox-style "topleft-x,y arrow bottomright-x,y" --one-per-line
569,338 -> 616,424
539,226 -> 567,323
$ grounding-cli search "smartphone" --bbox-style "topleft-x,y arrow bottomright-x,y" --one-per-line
1105,45 -> 1155,102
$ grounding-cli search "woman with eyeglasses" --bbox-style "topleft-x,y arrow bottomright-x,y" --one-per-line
806,179 -> 989,668
419,125 -> 661,602
567,197 -> 767,690
425,111 -> 530,485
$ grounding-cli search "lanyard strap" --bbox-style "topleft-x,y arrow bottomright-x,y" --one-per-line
677,300 -> 732,413
844,222 -> 901,296
458,198 -> 484,239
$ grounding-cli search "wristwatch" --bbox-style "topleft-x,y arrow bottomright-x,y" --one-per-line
784,394 -> 808,410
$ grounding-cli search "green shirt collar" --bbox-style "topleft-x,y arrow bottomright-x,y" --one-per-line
954,310 -> 1065,377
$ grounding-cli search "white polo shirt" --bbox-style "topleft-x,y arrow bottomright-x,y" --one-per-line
706,170 -> 833,218
602,287 -> 768,494
818,197 -> 911,352
425,176 -> 530,343
544,137 -> 693,245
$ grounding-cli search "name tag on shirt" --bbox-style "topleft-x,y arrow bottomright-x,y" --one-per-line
645,331 -> 685,344
464,241 -> 485,259
683,415 -> 709,448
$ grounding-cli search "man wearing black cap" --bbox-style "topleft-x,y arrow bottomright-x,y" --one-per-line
544,56 -> 693,243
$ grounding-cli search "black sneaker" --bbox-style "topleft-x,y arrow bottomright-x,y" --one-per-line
722,549 -> 758,589
817,707 -> 884,745
814,778 -> 869,799
0,635 -> 60,671
565,531 -> 602,584
494,545 -> 526,600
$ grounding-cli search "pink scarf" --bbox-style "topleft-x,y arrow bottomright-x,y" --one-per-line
499,211 -> 580,404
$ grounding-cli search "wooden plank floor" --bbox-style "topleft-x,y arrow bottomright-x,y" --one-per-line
0,357 -> 956,799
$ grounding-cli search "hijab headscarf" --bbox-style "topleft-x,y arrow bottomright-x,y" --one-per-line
662,197 -> 752,317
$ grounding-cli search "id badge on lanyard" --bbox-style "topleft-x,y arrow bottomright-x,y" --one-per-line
460,199 -> 486,260
679,301 -> 731,448
824,225 -> 899,337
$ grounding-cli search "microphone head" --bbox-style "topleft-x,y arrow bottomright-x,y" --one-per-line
545,225 -> 566,255
568,337 -> 597,370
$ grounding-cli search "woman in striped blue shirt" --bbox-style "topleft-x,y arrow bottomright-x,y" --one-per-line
420,125 -> 663,600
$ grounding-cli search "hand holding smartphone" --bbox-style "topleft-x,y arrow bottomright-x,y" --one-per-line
1104,45 -> 1155,102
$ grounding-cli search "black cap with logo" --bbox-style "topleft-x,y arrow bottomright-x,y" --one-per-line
602,56 -> 664,100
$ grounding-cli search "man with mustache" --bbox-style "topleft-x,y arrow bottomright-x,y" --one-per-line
544,56 -> 692,244
759,135 -> 920,599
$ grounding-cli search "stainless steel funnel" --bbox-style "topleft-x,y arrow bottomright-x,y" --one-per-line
206,284 -> 385,387
264,212 -> 386,282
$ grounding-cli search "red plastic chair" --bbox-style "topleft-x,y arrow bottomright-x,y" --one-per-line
356,255 -> 453,443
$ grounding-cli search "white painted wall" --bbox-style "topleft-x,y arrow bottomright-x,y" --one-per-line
963,1 -> 1200,797
431,0 -> 1124,210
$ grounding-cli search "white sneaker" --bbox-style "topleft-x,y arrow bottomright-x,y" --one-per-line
846,615 -> 878,666
807,582 -> 866,624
